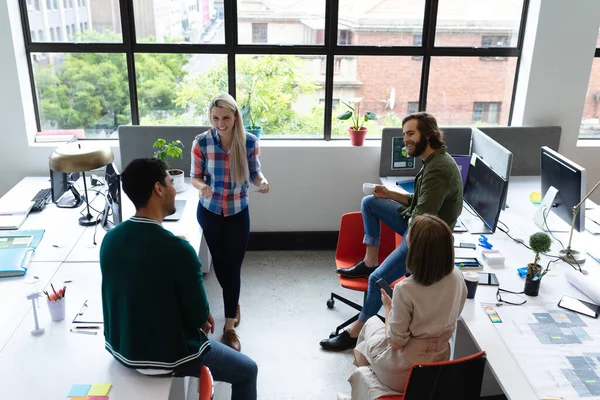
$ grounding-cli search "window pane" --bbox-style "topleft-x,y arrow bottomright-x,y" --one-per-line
28,0 -> 122,43
237,0 -> 325,45
435,0 -> 523,47
428,57 -> 517,126
134,0 -> 224,44
137,53 -> 227,126
338,0 -> 425,46
236,55 -> 323,138
32,53 -> 131,139
332,56 -> 422,138
580,57 -> 600,140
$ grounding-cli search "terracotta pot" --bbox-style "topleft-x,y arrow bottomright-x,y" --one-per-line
348,127 -> 368,146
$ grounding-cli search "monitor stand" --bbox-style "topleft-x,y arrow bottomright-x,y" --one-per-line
534,186 -> 570,233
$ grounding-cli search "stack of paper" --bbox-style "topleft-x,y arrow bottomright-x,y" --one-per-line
0,198 -> 34,230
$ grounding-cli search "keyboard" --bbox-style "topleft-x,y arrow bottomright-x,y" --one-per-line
31,188 -> 52,212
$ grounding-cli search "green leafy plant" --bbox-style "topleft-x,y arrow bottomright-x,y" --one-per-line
153,138 -> 183,169
528,232 -> 552,278
336,97 -> 377,130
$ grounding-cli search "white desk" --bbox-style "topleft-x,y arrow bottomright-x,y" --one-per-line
0,262 -> 181,400
381,175 -> 600,399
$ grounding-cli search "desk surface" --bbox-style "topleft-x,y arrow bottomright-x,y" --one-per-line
383,175 -> 600,400
0,263 -> 174,400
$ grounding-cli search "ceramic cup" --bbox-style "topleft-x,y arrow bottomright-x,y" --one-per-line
463,271 -> 480,299
363,183 -> 376,196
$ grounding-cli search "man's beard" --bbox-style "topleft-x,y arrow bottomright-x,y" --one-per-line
409,134 -> 428,157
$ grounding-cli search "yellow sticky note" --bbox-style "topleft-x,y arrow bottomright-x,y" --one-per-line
69,398 -> 88,400
530,192 -> 542,203
87,383 -> 112,397
470,154 -> 477,166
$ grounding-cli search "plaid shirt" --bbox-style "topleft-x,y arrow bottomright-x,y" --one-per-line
190,128 -> 261,216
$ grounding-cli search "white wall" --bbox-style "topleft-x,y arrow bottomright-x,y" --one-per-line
513,0 -> 600,202
2,0 -> 600,232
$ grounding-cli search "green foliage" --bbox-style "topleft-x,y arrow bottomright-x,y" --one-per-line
528,232 -> 552,276
174,55 -> 320,135
153,138 -> 183,169
35,31 -> 190,132
336,97 -> 377,130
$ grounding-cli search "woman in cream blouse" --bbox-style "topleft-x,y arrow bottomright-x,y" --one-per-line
348,214 -> 468,399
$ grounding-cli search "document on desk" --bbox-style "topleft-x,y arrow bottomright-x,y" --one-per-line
0,200 -> 34,230
73,299 -> 104,324
483,303 -> 600,399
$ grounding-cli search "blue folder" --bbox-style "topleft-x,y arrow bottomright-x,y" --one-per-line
0,247 -> 34,278
0,229 -> 45,248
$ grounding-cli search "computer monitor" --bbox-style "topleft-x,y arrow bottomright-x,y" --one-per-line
50,169 -> 82,208
101,162 -> 122,231
462,154 -> 508,234
539,146 -> 586,233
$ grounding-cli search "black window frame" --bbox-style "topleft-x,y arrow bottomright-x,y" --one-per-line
17,0 -> 530,140
580,46 -> 600,140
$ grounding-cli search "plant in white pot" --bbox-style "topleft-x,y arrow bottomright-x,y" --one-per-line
336,97 -> 377,146
153,138 -> 186,192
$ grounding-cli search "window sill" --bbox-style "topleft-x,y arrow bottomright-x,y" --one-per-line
576,139 -> 600,148
29,139 -> 120,148
258,139 -> 381,148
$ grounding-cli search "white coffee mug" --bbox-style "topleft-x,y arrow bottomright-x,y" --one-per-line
363,183 -> 376,195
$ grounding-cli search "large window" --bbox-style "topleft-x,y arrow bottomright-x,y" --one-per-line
18,0 -> 529,140
580,29 -> 600,140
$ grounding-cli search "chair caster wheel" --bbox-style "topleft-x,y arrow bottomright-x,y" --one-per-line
329,332 -> 337,339
326,299 -> 335,309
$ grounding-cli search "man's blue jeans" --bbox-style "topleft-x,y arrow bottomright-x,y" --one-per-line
174,339 -> 258,400
358,195 -> 409,322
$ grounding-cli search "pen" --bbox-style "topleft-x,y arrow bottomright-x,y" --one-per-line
74,326 -> 100,329
70,329 -> 97,335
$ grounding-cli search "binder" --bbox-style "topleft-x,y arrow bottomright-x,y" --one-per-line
0,247 -> 34,278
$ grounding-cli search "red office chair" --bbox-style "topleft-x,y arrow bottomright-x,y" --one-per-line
378,351 -> 487,400
198,365 -> 214,400
326,211 -> 404,337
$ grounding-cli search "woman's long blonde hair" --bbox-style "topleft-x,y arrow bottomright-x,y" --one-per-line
209,93 -> 249,185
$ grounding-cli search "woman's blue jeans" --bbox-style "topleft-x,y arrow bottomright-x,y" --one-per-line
358,195 -> 409,322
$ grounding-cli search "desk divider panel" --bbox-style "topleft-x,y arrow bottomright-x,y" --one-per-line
478,126 -> 561,176
117,126 -> 211,176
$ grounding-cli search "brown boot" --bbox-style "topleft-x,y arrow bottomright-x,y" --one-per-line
234,305 -> 241,327
222,328 -> 241,352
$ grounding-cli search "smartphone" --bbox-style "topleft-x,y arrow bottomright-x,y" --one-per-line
460,242 -> 476,250
478,272 -> 499,286
558,295 -> 600,318
376,278 -> 393,298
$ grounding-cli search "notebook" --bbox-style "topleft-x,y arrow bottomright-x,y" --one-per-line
0,201 -> 34,230
0,247 -> 34,278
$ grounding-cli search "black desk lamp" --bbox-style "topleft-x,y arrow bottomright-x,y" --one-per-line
49,143 -> 114,226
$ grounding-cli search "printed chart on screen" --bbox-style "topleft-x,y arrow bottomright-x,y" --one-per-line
484,304 -> 600,399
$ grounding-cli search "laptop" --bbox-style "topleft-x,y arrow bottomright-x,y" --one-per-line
164,200 -> 186,221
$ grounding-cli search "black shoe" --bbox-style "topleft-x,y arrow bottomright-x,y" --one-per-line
336,260 -> 378,278
320,330 -> 358,352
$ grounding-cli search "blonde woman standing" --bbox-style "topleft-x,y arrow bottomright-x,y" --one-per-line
191,93 -> 269,352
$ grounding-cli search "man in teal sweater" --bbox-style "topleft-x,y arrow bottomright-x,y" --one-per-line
100,158 -> 257,399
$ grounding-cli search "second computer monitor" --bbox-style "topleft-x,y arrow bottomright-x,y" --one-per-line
540,146 -> 586,232
463,155 -> 508,233
101,162 -> 122,231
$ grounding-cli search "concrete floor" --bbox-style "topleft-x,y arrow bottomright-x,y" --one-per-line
186,250 -> 361,400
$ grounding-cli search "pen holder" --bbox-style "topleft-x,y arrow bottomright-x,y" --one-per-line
47,297 -> 66,322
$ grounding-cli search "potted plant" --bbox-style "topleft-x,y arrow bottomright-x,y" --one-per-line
524,232 -> 552,296
336,97 -> 377,146
153,138 -> 186,192
241,102 -> 263,138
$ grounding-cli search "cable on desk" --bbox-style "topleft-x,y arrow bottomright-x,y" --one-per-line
497,220 -> 510,233
497,224 -> 532,250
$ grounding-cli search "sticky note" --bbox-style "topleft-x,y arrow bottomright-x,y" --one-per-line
89,397 -> 109,400
70,398 -> 89,400
87,383 -> 112,397
530,192 -> 542,204
470,154 -> 477,166
68,384 -> 91,397
485,307 -> 502,323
